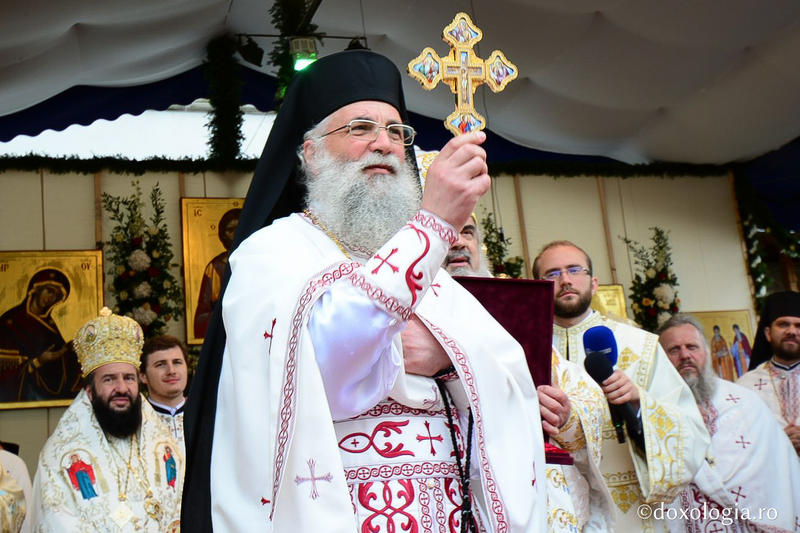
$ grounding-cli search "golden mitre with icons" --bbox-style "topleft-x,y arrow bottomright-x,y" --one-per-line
73,307 -> 144,377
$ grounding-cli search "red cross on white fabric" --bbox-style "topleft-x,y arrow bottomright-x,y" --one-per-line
430,283 -> 441,297
372,248 -> 400,275
263,317 -> 277,353
730,486 -> 746,503
416,420 -> 444,455
294,459 -> 333,500
725,393 -> 740,404
735,435 -> 751,449
754,378 -> 767,390
706,524 -> 725,533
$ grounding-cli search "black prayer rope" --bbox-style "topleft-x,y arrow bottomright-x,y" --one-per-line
436,379 -> 476,533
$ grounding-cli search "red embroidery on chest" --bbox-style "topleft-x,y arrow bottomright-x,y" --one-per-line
735,435 -> 751,449
416,420 -> 444,456
405,222 -> 431,308
373,248 -> 400,275
358,480 -> 418,533
338,420 -> 415,458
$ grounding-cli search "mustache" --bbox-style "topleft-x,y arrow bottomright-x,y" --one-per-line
357,152 -> 400,174
445,249 -> 472,264
109,392 -> 133,402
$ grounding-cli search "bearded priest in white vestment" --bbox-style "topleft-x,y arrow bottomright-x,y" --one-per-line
181,50 -> 547,533
534,241 -> 710,533
27,308 -> 183,532
659,314 -> 800,532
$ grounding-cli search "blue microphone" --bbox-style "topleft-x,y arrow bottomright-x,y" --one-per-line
582,326 -> 645,452
583,325 -> 618,366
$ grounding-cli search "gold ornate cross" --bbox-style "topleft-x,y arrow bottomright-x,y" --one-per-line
408,12 -> 518,136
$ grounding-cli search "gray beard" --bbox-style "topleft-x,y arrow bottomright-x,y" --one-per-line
304,148 -> 421,255
683,365 -> 718,404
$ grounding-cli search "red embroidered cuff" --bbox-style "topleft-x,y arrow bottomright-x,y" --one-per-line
412,210 -> 457,246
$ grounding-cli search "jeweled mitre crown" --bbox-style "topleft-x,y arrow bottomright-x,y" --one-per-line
74,307 -> 143,377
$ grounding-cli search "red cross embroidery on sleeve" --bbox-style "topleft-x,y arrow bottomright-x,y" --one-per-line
263,318 -> 277,354
372,248 -> 399,275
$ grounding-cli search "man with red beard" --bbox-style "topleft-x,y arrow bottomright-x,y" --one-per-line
27,308 -> 183,532
183,50 -> 547,532
659,314 -> 800,532
738,291 -> 800,455
533,241 -> 709,532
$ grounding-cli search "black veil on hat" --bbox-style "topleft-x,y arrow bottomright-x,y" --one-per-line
749,290 -> 800,370
181,50 -> 417,532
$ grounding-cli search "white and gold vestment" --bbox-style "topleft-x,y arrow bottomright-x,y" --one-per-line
28,391 -> 183,532
553,311 -> 710,532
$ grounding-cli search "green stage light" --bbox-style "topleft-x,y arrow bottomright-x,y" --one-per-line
290,37 -> 317,71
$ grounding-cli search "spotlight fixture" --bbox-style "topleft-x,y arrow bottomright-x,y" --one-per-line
238,36 -> 264,67
290,36 -> 318,70
345,37 -> 368,51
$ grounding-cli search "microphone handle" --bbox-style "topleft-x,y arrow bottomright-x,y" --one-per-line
607,402 -> 626,444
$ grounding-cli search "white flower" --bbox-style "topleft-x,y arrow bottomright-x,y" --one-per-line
653,284 -> 675,304
128,249 -> 151,271
133,305 -> 158,326
657,311 -> 672,327
133,282 -> 152,299
645,268 -> 656,279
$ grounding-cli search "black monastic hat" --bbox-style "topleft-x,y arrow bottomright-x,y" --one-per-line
749,290 -> 800,370
181,50 -> 416,532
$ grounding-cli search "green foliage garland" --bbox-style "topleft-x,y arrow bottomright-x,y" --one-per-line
621,227 -> 680,333
102,181 -> 183,338
480,211 -> 523,278
204,35 -> 244,161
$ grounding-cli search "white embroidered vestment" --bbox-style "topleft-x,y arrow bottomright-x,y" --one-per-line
210,211 -> 547,532
664,378 -> 800,532
28,391 -> 184,532
552,311 -> 710,533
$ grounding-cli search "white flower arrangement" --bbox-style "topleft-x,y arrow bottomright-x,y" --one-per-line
128,249 -> 152,271
133,282 -> 153,299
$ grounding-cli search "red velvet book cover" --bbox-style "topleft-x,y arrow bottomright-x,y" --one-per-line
454,276 -> 572,464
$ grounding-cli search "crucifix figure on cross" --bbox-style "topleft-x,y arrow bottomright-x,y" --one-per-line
408,12 -> 518,137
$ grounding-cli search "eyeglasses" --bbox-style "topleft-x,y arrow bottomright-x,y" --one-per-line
541,266 -> 591,281
321,119 -> 417,146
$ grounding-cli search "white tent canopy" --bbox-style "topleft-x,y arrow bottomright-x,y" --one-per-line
3,0 -> 800,164
0,102 -> 275,159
